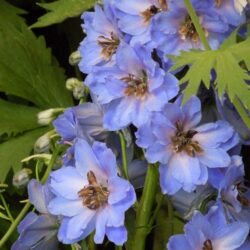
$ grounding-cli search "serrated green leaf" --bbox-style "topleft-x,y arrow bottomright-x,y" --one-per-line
0,20 -> 72,109
0,99 -> 42,137
170,36 -> 250,128
0,128 -> 48,182
0,1 -> 26,24
31,0 -> 96,28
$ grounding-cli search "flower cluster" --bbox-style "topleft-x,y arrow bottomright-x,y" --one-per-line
12,0 -> 250,250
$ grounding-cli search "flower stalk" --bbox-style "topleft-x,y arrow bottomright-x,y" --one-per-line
132,164 -> 159,250
118,131 -> 129,179
184,0 -> 211,50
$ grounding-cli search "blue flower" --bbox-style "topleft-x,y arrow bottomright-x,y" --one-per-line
208,156 -> 250,227
12,180 -> 59,250
53,102 -> 107,144
113,0 -> 168,46
85,42 -> 179,130
213,0 -> 246,27
167,205 -> 249,250
151,0 -> 229,55
79,0 -> 126,74
136,96 -> 238,194
48,139 -> 136,245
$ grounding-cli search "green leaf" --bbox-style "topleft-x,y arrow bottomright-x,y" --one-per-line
170,37 -> 250,127
0,128 -> 48,182
0,20 -> 72,109
0,99 -> 42,137
0,1 -> 26,24
31,0 -> 96,28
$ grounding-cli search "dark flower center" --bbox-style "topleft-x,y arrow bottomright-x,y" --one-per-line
203,239 -> 213,250
97,32 -> 120,61
121,71 -> 148,98
141,1 -> 168,23
78,171 -> 109,210
215,0 -> 222,7
236,181 -> 250,206
171,121 -> 203,157
179,15 -> 200,42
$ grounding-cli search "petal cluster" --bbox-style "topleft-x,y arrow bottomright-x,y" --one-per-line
136,96 -> 238,194
48,139 -> 136,245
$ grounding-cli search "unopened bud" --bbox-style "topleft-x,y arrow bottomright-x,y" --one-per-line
66,78 -> 85,99
37,108 -> 64,126
69,51 -> 81,66
13,168 -> 32,188
34,132 -> 52,153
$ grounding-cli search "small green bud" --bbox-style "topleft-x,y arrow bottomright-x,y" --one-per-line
69,51 -> 81,66
37,108 -> 64,126
66,78 -> 85,99
13,168 -> 32,188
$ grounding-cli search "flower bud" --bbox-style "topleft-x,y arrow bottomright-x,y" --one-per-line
37,108 -> 64,126
34,132 -> 51,153
66,78 -> 85,99
69,51 -> 81,66
12,168 -> 32,188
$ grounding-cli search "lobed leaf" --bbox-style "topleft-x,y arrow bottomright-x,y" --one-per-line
0,1 -> 26,24
0,128 -> 48,183
0,99 -> 42,137
0,20 -> 73,109
170,35 -> 250,127
30,0 -> 96,28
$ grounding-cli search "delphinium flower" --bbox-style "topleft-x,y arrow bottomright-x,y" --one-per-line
113,0 -> 168,46
53,102 -> 107,144
48,139 -> 136,245
167,205 -> 249,250
136,96 -> 238,194
151,0 -> 229,55
85,42 -> 179,130
12,180 -> 59,250
208,155 -> 250,225
213,0 -> 247,27
79,0 -> 125,74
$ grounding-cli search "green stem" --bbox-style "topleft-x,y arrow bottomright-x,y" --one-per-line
0,193 -> 14,223
0,148 -> 59,247
184,0 -> 211,50
0,202 -> 31,248
35,160 -> 41,181
131,164 -> 159,250
41,147 -> 59,184
165,197 -> 174,242
118,131 -> 129,179
233,97 -> 250,129
149,194 -> 164,227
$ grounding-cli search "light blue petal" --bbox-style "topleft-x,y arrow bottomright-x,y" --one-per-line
48,197 -> 83,217
49,167 -> 85,200
106,226 -> 127,245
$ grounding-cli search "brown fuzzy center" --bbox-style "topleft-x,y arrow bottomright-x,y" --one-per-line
121,71 -> 148,98
179,15 -> 200,42
203,239 -> 213,250
141,0 -> 168,23
171,121 -> 203,156
78,171 -> 109,210
97,32 -> 120,60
